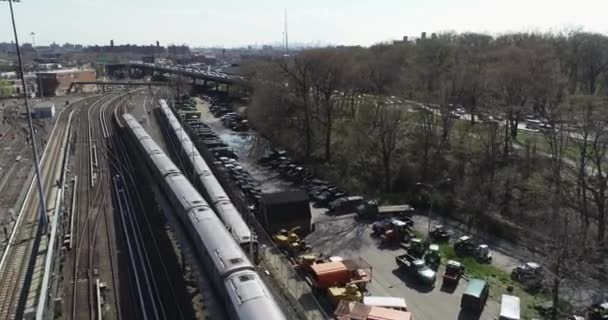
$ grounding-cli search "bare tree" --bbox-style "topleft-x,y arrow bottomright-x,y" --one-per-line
486,46 -> 531,156
541,97 -> 575,320
277,54 -> 316,158
579,97 -> 608,248
366,104 -> 408,192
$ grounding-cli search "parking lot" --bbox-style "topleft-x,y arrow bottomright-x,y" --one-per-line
198,96 -> 508,320
307,212 -> 501,320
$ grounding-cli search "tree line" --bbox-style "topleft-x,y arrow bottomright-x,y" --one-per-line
244,30 -> 608,317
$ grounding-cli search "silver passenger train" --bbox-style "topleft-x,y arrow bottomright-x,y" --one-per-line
157,100 -> 258,255
121,113 -> 286,320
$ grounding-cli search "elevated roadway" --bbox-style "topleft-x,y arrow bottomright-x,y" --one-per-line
105,62 -> 248,88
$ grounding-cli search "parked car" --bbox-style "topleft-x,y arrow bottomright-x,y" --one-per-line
511,262 -> 543,282
327,196 -> 365,215
395,254 -> 436,286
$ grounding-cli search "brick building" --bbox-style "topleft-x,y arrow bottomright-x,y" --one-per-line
36,69 -> 96,96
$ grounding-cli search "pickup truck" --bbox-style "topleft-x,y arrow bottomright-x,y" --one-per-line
442,260 -> 464,286
356,200 -> 415,220
395,254 -> 436,286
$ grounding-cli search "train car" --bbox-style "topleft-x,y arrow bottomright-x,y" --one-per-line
157,100 -> 257,255
121,113 -> 286,320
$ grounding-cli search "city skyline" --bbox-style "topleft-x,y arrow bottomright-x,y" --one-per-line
1,0 -> 607,48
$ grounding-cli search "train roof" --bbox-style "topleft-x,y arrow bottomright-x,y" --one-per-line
150,153 -> 181,177
139,137 -> 163,155
165,174 -> 210,210
214,200 -> 252,243
187,206 -> 254,274
224,271 -> 287,320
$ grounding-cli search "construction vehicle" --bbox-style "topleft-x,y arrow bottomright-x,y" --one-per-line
380,220 -> 415,246
356,200 -> 415,220
407,238 -> 426,258
296,254 -> 341,272
424,244 -> 441,270
454,235 -> 476,255
589,302 -> 608,320
511,262 -> 543,282
327,281 -> 365,306
454,235 -> 493,263
442,260 -> 465,286
273,226 -> 311,257
334,300 -> 413,320
475,244 -> 492,263
308,257 -> 372,290
429,225 -> 451,242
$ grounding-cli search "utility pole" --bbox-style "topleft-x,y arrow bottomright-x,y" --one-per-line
3,0 -> 49,228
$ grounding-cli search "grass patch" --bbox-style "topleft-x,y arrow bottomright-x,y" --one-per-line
436,243 -> 548,319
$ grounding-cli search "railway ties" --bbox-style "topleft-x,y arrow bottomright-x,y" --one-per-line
0,101 -> 73,320
65,91 -> 188,320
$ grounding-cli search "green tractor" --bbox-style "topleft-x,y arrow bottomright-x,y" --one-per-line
424,244 -> 441,270
408,238 -> 426,258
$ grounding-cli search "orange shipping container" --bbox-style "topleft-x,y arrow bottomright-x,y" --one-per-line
310,261 -> 351,289
335,301 -> 412,320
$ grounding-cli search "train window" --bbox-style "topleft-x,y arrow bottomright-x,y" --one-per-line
238,274 -> 254,282
229,258 -> 243,265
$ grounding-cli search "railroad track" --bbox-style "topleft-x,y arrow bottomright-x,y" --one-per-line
0,113 -> 31,227
70,93 -> 116,320
0,102 -> 73,320
106,91 -> 189,320
67,89 -> 184,320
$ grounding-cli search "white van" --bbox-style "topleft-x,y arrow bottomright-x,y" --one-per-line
363,296 -> 408,312
499,294 -> 521,320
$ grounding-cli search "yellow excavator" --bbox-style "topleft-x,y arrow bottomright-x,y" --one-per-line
273,226 -> 311,257
327,280 -> 367,306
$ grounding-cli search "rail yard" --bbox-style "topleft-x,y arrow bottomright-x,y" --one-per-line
0,88 -> 559,320
0,77 -> 603,320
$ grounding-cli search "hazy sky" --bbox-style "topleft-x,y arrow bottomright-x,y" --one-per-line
1,0 -> 607,48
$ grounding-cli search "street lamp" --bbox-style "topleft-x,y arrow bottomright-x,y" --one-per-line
416,178 -> 451,237
2,0 -> 48,228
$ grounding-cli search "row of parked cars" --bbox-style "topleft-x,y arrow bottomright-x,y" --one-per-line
219,112 -> 249,132
258,150 -> 356,210
207,99 -> 249,132
185,119 -> 238,159
217,156 -> 263,206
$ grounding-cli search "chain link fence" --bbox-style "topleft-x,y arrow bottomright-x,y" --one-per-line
181,119 -> 329,320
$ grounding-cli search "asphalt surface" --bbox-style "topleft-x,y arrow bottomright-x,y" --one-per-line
307,213 -> 501,320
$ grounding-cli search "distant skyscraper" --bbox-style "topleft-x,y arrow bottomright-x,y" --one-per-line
110,40 -> 114,47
